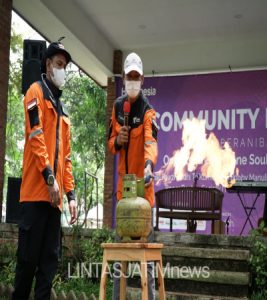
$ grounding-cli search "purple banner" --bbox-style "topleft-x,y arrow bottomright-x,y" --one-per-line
115,70 -> 267,235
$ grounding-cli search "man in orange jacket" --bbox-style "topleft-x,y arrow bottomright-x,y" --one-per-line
108,52 -> 158,300
108,53 -> 158,207
12,41 -> 77,300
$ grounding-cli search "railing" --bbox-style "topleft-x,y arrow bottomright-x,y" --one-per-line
84,171 -> 100,228
0,283 -> 97,300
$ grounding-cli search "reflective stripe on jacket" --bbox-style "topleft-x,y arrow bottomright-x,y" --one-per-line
20,81 -> 75,209
108,92 -> 158,207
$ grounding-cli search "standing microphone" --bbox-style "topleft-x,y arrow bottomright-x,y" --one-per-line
123,100 -> 131,127
123,101 -> 131,173
123,101 -> 131,149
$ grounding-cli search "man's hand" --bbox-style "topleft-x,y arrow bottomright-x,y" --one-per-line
69,200 -> 77,225
48,180 -> 60,207
144,164 -> 154,187
117,126 -> 130,146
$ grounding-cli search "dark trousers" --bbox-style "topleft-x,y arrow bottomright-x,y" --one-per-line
12,202 -> 61,300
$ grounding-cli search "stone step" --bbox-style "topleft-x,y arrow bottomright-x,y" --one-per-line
162,246 -> 250,261
127,287 -> 249,300
126,238 -> 251,298
162,279 -> 249,298
128,263 -> 249,298
154,232 -> 252,250
128,263 -> 249,286
163,256 -> 249,273
162,245 -> 250,273
164,270 -> 249,285
128,277 -> 249,298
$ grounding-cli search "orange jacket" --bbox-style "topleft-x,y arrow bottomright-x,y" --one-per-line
108,93 -> 158,207
20,79 -> 75,209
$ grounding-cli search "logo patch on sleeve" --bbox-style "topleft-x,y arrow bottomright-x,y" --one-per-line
27,98 -> 37,110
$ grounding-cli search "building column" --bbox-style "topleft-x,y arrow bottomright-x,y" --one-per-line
103,50 -> 122,228
0,0 -> 12,222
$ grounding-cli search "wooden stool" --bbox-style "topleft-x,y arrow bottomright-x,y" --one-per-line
99,243 -> 165,300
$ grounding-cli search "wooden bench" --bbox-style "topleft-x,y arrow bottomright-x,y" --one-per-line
155,187 -> 224,233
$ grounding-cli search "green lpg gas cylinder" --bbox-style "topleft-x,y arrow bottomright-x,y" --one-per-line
116,174 -> 151,242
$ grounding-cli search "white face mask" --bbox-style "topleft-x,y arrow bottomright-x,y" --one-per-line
125,80 -> 141,98
51,67 -> 66,90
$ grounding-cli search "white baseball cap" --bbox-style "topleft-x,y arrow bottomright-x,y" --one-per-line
124,52 -> 143,75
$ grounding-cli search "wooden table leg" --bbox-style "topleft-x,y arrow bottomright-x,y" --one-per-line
157,259 -> 166,300
140,260 -> 148,300
99,251 -> 108,300
119,261 -> 127,300
100,244 -> 165,300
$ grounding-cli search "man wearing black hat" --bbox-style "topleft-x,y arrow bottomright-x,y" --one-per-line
12,41 -> 77,300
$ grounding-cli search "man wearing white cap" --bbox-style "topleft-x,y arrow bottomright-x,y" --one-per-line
108,52 -> 158,299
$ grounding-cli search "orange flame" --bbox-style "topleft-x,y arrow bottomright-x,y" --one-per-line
155,118 -> 237,188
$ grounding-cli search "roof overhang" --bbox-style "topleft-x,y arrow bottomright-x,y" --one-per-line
13,0 -> 267,87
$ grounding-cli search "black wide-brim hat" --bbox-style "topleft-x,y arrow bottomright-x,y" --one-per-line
41,42 -> 72,73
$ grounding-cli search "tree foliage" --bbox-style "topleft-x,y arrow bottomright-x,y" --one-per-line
5,28 -> 24,178
64,73 -> 106,174
63,71 -> 106,224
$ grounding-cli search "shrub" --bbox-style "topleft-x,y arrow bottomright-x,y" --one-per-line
0,228 -> 116,298
80,227 -> 115,263
53,277 -> 113,298
53,227 -> 115,297
249,226 -> 267,299
0,241 -> 16,285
